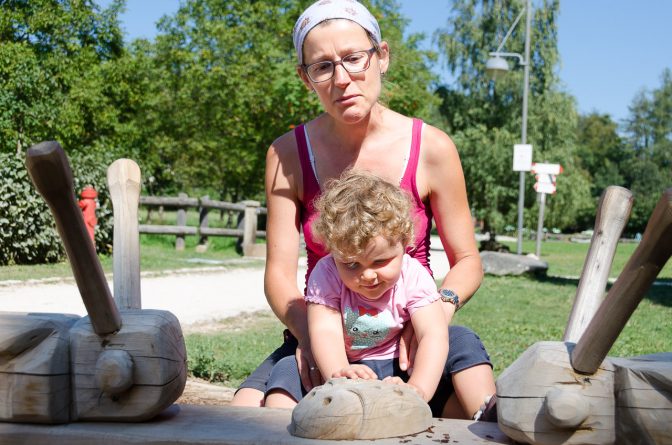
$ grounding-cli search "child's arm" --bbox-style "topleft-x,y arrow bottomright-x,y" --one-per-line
308,302 -> 377,381
403,300 -> 448,401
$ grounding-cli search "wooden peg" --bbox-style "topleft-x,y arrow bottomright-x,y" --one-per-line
25,141 -> 121,336
564,186 -> 633,342
107,159 -> 142,310
572,188 -> 672,374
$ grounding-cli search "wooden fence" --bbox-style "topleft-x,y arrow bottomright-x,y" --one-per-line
138,193 -> 267,256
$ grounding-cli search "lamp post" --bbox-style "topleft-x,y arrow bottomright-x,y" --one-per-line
486,0 -> 532,256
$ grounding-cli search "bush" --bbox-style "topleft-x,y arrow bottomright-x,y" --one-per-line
0,143 -> 119,265
0,152 -> 63,265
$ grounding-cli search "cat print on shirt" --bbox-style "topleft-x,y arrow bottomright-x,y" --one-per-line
343,305 -> 394,350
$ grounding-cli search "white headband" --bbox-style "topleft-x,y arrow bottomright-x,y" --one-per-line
292,0 -> 382,65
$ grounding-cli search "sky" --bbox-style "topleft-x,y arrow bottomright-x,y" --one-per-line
98,0 -> 672,125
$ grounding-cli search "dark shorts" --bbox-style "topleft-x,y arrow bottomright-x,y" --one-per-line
239,325 -> 491,416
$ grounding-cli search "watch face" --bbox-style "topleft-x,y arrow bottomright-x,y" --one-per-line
439,289 -> 458,305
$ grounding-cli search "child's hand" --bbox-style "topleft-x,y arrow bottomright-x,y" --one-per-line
382,376 -> 427,401
331,364 -> 378,380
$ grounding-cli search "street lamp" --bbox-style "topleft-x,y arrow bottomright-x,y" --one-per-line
486,0 -> 532,256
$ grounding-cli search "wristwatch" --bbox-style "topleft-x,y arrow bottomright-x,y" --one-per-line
438,288 -> 460,311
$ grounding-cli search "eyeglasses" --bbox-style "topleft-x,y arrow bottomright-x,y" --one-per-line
302,48 -> 377,83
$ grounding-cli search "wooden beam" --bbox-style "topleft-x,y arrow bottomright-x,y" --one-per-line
563,186 -> 633,342
25,141 -> 121,336
572,188 -> 672,374
107,159 -> 142,310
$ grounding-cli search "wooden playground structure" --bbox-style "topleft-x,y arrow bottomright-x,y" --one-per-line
0,141 -> 669,444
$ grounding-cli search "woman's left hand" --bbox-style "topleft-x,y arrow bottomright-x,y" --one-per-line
398,322 -> 418,374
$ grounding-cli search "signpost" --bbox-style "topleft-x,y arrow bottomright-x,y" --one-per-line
513,144 -> 533,254
531,163 -> 563,257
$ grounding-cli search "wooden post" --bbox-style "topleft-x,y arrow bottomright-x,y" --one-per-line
571,188 -> 672,374
241,200 -> 259,256
197,195 -> 209,252
563,186 -> 633,342
535,192 -> 547,257
25,141 -> 121,336
175,193 -> 187,251
107,159 -> 142,310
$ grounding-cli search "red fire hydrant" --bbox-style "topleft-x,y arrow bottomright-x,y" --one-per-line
78,185 -> 98,244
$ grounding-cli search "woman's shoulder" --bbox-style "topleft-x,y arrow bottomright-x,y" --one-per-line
419,122 -> 458,161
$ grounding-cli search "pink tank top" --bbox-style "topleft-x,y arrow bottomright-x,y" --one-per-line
295,118 -> 433,284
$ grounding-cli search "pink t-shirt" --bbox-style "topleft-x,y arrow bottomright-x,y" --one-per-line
305,254 -> 439,362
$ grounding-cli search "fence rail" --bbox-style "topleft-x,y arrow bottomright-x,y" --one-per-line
138,193 -> 267,256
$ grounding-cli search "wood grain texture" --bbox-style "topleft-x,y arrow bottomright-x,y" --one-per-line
69,309 -> 187,421
572,188 -> 672,375
613,354 -> 672,444
0,405 -> 510,445
290,378 -> 432,440
25,141 -> 121,335
496,341 -> 616,445
0,312 -> 79,423
563,186 -> 633,343
107,159 -> 142,310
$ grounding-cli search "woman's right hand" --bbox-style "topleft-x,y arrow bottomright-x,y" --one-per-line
296,338 -> 323,391
331,364 -> 378,380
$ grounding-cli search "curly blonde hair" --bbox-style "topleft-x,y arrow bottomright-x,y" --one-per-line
313,169 -> 414,260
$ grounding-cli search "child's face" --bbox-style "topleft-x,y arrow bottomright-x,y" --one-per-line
333,235 -> 405,301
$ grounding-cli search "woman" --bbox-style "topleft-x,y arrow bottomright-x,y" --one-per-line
231,0 -> 497,420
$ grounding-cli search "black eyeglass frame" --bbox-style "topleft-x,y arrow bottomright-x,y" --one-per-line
302,47 -> 378,83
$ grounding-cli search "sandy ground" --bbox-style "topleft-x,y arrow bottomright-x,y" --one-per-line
0,238 -> 449,330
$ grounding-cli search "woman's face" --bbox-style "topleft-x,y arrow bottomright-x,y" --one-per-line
298,20 -> 389,125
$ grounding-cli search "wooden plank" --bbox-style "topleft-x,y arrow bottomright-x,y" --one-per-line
0,405 -> 510,444
572,188 -> 672,374
138,225 -> 198,236
563,186 -> 633,343
199,197 -> 245,212
25,141 -> 121,336
107,159 -> 142,310
199,228 -> 243,237
139,196 -> 199,207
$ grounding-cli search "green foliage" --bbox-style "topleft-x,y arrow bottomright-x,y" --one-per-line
433,0 -> 591,234
0,145 -> 120,265
622,69 -> 672,233
0,0 -> 125,154
0,152 -> 62,265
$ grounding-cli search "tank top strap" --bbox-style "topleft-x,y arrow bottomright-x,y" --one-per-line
400,118 -> 424,203
294,124 -> 320,205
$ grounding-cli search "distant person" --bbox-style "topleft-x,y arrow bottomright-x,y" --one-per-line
231,0 -> 496,420
263,170 -> 449,408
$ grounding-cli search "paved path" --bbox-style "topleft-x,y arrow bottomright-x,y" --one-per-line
0,240 -> 450,328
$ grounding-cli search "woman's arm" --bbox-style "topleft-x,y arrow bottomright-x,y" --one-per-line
264,135 -> 319,388
404,301 -> 449,401
421,125 -> 484,317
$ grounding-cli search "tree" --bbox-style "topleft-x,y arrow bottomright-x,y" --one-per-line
433,0 -> 592,235
0,0 -> 125,154
622,69 -> 672,233
137,0 -> 438,200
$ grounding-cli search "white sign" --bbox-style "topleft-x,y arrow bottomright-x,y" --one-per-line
534,182 -> 557,194
513,144 -> 533,171
531,162 -> 563,175
536,173 -> 556,184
